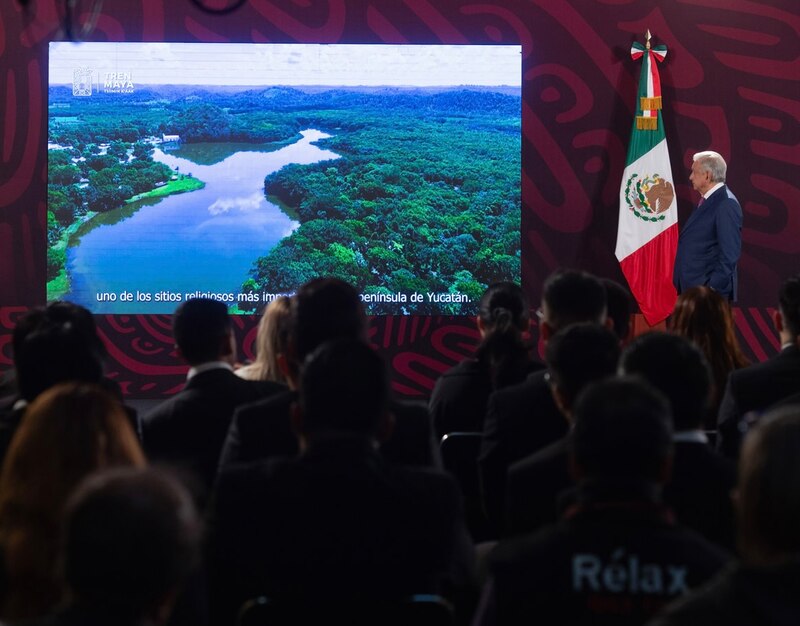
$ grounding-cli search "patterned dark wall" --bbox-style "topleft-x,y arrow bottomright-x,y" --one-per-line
1,0 -> 798,397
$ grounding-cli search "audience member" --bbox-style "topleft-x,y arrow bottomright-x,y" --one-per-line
218,278 -> 438,474
236,295 -> 292,384
649,405 -> 800,625
669,286 -> 749,426
717,273 -> 800,458
50,467 -> 202,626
620,332 -> 736,550
210,338 -> 473,625
430,281 -> 541,439
505,323 -> 620,536
142,298 -> 284,502
475,377 -> 729,626
0,303 -> 106,466
601,278 -> 635,343
0,383 -> 145,622
478,269 -> 608,531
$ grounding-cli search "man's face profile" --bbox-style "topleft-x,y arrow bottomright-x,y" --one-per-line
689,160 -> 711,195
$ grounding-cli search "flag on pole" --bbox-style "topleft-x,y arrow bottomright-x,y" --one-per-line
615,31 -> 678,325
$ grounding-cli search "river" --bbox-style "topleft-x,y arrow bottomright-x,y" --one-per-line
64,129 -> 340,313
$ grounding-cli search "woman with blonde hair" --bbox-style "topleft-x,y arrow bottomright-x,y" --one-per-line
0,382 -> 145,621
236,296 -> 292,384
670,286 -> 749,428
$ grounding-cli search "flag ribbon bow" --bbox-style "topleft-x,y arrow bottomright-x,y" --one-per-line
631,37 -> 668,130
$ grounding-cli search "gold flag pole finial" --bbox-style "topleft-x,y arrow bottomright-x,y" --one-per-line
646,29 -> 652,50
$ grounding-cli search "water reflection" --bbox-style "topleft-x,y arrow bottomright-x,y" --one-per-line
65,129 -> 340,313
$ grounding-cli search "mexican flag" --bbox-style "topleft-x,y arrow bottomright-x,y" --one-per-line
615,35 -> 678,325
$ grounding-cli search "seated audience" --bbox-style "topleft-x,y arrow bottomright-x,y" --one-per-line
430,282 -> 542,439
669,286 -> 749,427
142,298 -> 285,501
717,273 -> 800,458
48,467 -> 203,626
236,295 -> 292,384
620,333 -> 736,550
505,323 -> 620,536
475,378 -> 729,626
479,268 -> 609,531
210,338 -> 473,625
0,302 -> 107,465
218,278 -> 438,474
0,383 -> 145,622
649,405 -> 800,625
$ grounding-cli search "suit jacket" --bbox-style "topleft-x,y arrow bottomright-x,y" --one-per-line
142,368 -> 284,498
430,357 -> 544,440
209,438 -> 471,625
663,440 -> 736,551
717,345 -> 800,458
478,370 -> 568,533
217,390 -> 440,475
674,185 -> 743,300
505,437 -> 571,538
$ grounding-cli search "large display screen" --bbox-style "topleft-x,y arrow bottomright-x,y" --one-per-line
47,42 -> 521,314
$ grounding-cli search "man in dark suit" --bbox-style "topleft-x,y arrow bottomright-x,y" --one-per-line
217,278 -> 439,474
673,150 -> 743,301
478,269 -> 609,532
142,298 -> 284,501
505,323 -> 620,537
209,339 -> 472,626
621,332 -> 736,550
717,273 -> 800,458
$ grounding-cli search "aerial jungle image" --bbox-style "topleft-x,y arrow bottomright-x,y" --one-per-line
47,42 -> 521,314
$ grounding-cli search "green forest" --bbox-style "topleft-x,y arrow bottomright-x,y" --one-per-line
242,89 -> 521,314
48,86 -> 520,313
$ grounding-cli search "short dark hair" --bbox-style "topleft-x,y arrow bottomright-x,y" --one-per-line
172,298 -> 231,365
542,269 -> 606,331
601,279 -> 634,341
738,406 -> 800,563
291,278 -> 366,363
62,467 -> 202,619
620,332 -> 711,431
778,274 -> 800,338
13,305 -> 103,402
570,377 -> 672,481
545,323 -> 620,404
299,338 -> 389,437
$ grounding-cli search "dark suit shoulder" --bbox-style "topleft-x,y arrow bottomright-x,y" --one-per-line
219,390 -> 298,470
665,441 -> 736,549
506,438 -> 571,536
510,437 -> 567,475
728,346 -> 800,405
383,397 -> 438,468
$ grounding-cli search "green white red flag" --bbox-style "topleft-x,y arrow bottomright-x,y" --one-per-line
615,33 -> 678,325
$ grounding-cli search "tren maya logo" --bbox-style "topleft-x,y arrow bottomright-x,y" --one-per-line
102,71 -> 134,94
72,68 -> 92,97
623,173 -> 674,223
